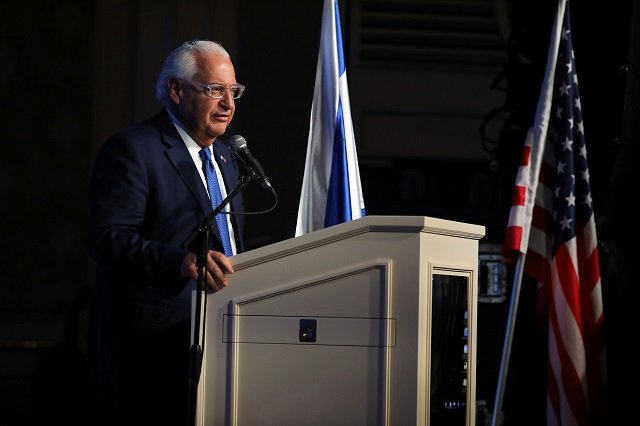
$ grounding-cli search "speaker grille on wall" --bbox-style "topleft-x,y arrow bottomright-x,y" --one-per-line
356,0 -> 507,68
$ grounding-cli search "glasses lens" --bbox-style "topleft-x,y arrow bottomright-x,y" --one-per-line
208,84 -> 225,98
231,85 -> 245,99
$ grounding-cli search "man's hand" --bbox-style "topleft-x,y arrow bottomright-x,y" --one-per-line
180,250 -> 234,292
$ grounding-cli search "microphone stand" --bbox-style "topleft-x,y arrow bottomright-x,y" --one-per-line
183,174 -> 252,426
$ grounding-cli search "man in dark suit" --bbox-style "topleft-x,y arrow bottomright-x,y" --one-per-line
87,39 -> 246,425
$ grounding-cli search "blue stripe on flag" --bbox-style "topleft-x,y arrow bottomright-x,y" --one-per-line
325,99 -> 351,227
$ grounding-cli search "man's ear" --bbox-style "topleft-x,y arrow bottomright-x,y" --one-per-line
168,78 -> 182,104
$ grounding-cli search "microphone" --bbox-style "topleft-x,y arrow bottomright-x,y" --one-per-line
228,135 -> 276,196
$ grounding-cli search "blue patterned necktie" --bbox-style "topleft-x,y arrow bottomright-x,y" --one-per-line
199,147 -> 233,256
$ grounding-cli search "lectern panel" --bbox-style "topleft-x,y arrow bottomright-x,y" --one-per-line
228,262 -> 391,318
233,344 -> 388,426
225,262 -> 394,425
223,315 -> 395,346
429,273 -> 469,425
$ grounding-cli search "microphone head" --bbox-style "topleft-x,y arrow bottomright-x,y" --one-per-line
227,134 -> 277,197
229,135 -> 247,152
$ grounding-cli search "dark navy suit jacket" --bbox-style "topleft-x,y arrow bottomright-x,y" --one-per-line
86,108 -> 245,386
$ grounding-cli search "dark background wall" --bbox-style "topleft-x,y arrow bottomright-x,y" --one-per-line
0,0 -> 637,424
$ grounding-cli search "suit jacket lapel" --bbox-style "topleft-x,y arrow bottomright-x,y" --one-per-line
155,110 -> 211,217
212,142 -> 240,198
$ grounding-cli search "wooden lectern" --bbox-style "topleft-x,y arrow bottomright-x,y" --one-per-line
195,215 -> 485,425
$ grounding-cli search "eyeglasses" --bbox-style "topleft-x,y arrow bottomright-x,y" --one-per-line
190,82 -> 246,99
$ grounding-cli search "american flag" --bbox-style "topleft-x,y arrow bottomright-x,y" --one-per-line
503,2 -> 606,425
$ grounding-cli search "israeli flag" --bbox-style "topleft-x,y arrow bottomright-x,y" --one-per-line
295,0 -> 366,237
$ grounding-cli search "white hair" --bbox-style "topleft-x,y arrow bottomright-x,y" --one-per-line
155,39 -> 230,106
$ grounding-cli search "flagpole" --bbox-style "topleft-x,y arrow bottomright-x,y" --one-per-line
491,252 -> 526,426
